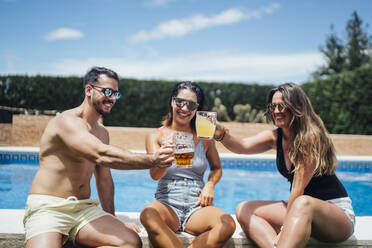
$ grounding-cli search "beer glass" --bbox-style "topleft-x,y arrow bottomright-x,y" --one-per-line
196,111 -> 217,139
173,131 -> 194,168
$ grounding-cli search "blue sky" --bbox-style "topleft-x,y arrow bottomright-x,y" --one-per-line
1,0 -> 371,84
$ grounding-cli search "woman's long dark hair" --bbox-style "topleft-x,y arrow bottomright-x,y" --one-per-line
162,81 -> 204,130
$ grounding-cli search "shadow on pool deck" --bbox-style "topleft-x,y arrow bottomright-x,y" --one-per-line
1,210 -> 371,248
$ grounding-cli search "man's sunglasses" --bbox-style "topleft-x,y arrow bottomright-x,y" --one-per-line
267,103 -> 286,113
90,84 -> 122,100
174,97 -> 199,111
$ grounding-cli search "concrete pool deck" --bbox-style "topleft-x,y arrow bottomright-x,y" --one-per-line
0,210 -> 371,247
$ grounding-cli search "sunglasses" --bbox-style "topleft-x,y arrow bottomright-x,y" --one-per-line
174,97 -> 199,111
268,103 -> 286,113
90,84 -> 122,100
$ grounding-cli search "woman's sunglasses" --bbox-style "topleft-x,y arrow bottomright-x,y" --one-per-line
90,84 -> 122,100
174,97 -> 199,111
267,103 -> 286,113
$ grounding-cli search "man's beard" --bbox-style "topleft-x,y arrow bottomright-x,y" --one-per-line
93,100 -> 113,117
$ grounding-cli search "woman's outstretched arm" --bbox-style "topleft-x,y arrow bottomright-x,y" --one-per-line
214,123 -> 276,154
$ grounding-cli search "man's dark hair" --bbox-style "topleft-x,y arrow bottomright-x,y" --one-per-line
83,66 -> 119,88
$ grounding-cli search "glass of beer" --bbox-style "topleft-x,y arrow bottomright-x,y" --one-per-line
173,131 -> 194,168
196,111 -> 217,139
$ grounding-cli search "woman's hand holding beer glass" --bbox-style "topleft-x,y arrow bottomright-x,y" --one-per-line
213,122 -> 230,142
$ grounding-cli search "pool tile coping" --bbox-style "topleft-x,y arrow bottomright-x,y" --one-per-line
1,146 -> 372,160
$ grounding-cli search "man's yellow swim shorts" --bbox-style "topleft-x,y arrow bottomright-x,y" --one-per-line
23,194 -> 110,244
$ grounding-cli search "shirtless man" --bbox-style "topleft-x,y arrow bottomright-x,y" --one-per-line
23,66 -> 174,248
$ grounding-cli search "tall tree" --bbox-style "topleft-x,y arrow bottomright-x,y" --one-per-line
314,25 -> 345,77
346,11 -> 372,70
314,11 -> 371,78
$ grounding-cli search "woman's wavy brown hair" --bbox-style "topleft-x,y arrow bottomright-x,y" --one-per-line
266,82 -> 337,176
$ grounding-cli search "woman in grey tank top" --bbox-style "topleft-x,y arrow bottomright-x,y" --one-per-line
140,81 -> 236,248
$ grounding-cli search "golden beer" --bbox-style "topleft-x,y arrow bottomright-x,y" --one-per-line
173,132 -> 194,168
196,111 -> 216,139
174,152 -> 194,168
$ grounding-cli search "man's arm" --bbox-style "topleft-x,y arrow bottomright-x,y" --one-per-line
147,131 -> 170,180
55,115 -> 174,170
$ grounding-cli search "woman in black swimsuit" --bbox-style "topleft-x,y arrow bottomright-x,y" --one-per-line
214,83 -> 355,248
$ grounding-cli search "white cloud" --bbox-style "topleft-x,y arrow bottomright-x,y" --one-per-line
146,0 -> 176,7
129,3 -> 280,42
39,51 -> 322,84
43,28 -> 84,41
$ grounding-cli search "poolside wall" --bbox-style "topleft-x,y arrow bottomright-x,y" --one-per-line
1,115 -> 372,156
1,211 -> 371,248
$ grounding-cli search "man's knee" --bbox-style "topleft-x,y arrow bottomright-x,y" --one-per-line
119,231 -> 142,248
126,234 -> 142,248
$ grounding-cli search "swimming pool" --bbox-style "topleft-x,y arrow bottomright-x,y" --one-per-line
1,148 -> 372,216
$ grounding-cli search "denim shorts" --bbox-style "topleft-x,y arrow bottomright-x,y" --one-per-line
327,197 -> 355,228
282,196 -> 355,228
155,177 -> 204,231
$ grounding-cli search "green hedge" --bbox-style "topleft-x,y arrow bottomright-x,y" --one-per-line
0,75 -> 84,110
301,65 -> 372,135
2,68 -> 370,134
0,76 -> 273,128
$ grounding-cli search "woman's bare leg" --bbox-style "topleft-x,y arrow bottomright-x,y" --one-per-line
184,206 -> 236,248
140,201 -> 183,248
277,195 -> 354,248
235,200 -> 286,248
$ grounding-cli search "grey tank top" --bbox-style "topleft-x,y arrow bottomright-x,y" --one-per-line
162,140 -> 208,181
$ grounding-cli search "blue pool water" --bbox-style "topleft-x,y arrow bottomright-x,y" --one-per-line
1,151 -> 372,215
